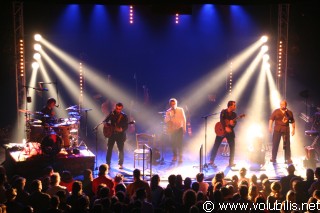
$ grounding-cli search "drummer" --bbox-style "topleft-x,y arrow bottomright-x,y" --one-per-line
41,97 -> 57,126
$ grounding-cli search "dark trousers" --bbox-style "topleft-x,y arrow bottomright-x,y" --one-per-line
210,135 -> 235,165
171,128 -> 183,159
106,134 -> 125,166
271,131 -> 291,161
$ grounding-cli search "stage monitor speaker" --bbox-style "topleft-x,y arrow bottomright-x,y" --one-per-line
250,149 -> 265,165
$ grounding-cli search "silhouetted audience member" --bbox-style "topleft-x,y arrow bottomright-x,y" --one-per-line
46,172 -> 69,197
259,178 -> 271,200
39,166 -> 54,193
82,169 -> 94,200
56,190 -> 71,213
46,195 -> 63,213
60,171 -> 75,193
196,172 -> 209,194
191,182 -> 199,193
12,176 -> 29,206
133,187 -> 154,213
183,177 -> 192,191
27,179 -> 51,213
308,167 -> 320,196
181,189 -> 197,212
175,175 -> 184,191
306,197 -> 318,213
4,187 -> 24,213
280,164 -> 300,197
126,169 -> 151,202
166,174 -> 183,205
238,168 -> 249,186
92,164 -> 114,197
304,168 -> 316,197
150,174 -> 164,209
66,181 -> 90,213
113,173 -> 126,193
234,185 -> 253,213
0,173 -> 8,204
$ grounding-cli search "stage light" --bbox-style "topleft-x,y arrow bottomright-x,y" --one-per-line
175,13 -> 179,24
260,35 -> 268,43
263,54 -> 269,61
32,62 -> 39,70
34,34 -> 42,41
261,45 -> 268,52
34,43 -> 42,51
129,5 -> 133,24
33,53 -> 41,60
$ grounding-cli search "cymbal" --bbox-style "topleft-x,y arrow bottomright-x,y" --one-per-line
65,105 -> 78,110
66,105 -> 92,111
42,114 -> 50,118
31,119 -> 42,124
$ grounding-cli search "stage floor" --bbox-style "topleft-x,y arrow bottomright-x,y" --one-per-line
0,138 -> 314,186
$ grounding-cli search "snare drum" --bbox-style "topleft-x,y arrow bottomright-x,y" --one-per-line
41,133 -> 62,155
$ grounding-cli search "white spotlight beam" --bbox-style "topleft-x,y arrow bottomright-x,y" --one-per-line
40,38 -> 161,130
265,67 -> 280,109
182,37 -> 267,111
27,67 -> 39,112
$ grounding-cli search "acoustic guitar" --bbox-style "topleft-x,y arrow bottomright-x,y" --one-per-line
103,121 -> 135,138
214,114 -> 245,136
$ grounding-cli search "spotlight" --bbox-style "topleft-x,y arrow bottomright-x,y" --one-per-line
260,35 -> 268,43
34,34 -> 42,41
263,54 -> 269,61
34,43 -> 42,51
33,53 -> 41,60
32,62 -> 39,70
261,45 -> 268,52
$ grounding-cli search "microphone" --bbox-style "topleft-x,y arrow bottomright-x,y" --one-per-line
55,104 -> 59,108
34,88 -> 48,91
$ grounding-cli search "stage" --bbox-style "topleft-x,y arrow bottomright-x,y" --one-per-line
2,143 -> 95,179
0,137 -> 314,186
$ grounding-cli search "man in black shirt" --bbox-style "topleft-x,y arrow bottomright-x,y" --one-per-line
104,102 -> 128,169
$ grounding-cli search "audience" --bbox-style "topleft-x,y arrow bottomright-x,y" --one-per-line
2,158 -> 320,213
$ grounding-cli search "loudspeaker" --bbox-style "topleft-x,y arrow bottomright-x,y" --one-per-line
250,149 -> 265,165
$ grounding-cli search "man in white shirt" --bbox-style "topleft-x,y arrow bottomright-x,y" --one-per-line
164,98 -> 186,162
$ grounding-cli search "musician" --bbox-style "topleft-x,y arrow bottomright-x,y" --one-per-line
104,102 -> 128,169
41,97 -> 57,126
209,100 -> 237,167
269,100 -> 295,164
164,98 -> 186,162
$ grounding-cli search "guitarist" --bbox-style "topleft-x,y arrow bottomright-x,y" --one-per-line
104,102 -> 128,169
164,98 -> 186,163
209,100 -> 237,167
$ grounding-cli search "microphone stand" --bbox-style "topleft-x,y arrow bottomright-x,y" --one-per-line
201,112 -> 219,169
93,122 -> 103,170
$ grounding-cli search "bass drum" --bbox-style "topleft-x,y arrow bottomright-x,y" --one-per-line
41,133 -> 62,155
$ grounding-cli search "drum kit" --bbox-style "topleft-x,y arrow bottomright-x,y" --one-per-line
20,105 -> 92,156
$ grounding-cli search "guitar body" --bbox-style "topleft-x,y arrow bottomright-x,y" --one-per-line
103,123 -> 114,138
214,114 -> 245,136
214,122 -> 225,137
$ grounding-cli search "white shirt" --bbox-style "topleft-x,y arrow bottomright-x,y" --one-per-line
164,107 -> 186,133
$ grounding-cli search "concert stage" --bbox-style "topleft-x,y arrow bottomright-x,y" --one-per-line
2,143 -> 95,179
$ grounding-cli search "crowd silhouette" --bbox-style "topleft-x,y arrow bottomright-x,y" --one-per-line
1,163 -> 320,213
